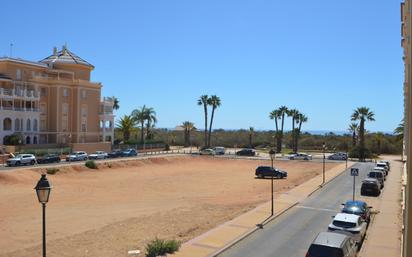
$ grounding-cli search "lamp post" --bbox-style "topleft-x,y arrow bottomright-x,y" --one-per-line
34,174 -> 52,257
322,142 -> 326,185
269,148 -> 276,216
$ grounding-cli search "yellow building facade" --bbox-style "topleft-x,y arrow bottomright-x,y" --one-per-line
0,46 -> 114,147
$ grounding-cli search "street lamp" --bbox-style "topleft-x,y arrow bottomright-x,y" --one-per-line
322,142 -> 326,185
269,148 -> 276,216
34,174 -> 52,257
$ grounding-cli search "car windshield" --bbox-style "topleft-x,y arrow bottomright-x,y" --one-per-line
308,244 -> 343,257
369,172 -> 382,178
14,154 -> 24,158
333,220 -> 357,228
342,206 -> 363,215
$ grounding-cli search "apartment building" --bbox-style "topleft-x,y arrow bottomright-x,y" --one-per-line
402,1 -> 412,256
0,46 -> 114,148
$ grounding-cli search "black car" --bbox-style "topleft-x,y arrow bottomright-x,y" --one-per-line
341,200 -> 371,223
255,166 -> 287,179
108,150 -> 123,158
122,148 -> 138,157
236,149 -> 256,156
360,178 -> 381,197
36,154 -> 61,164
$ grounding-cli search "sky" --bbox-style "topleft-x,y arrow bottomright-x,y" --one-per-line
0,0 -> 404,132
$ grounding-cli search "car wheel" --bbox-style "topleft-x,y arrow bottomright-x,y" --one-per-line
16,161 -> 20,166
304,158 -> 308,161
30,160 -> 35,165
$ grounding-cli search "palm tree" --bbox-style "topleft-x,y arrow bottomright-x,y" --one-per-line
131,105 -> 147,144
394,119 -> 404,141
278,106 -> 289,152
116,115 -> 136,141
207,95 -> 221,147
351,107 -> 375,159
374,132 -> 384,155
197,95 -> 209,147
295,113 -> 308,152
144,106 -> 157,140
348,122 -> 359,147
249,127 -> 254,148
288,109 -> 300,152
113,97 -> 120,111
182,121 -> 196,146
269,110 -> 280,148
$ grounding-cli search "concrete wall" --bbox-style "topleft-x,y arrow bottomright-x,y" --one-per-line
70,142 -> 111,153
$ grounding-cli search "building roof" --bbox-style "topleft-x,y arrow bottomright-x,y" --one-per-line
40,45 -> 94,68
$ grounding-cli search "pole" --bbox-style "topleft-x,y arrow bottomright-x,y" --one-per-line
322,147 -> 325,184
42,203 -> 46,257
271,155 -> 274,216
353,175 -> 355,201
346,151 -> 348,169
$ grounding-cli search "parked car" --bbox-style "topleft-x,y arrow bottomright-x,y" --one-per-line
212,147 -> 225,155
288,153 -> 312,160
7,154 -> 36,166
36,154 -> 61,164
200,149 -> 215,155
328,213 -> 367,244
328,152 -> 348,160
66,151 -> 88,162
108,150 -> 123,158
373,166 -> 387,177
88,151 -> 108,160
376,162 -> 389,175
368,170 -> 385,188
121,148 -> 137,157
255,166 -> 287,179
361,178 -> 381,196
341,200 -> 372,223
381,160 -> 391,171
236,149 -> 256,156
305,231 -> 358,257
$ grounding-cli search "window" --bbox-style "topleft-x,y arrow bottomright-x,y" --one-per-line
81,105 -> 88,117
33,119 -> 38,131
26,119 -> 31,131
62,103 -> 69,116
16,69 -> 21,80
14,118 -> 20,131
40,88 -> 47,97
40,120 -> 46,131
81,123 -> 87,132
63,88 -> 68,97
62,118 -> 68,132
82,90 -> 87,98
40,103 -> 47,115
3,118 -> 12,131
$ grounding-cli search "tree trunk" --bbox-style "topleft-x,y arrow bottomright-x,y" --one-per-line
359,119 -> 365,160
204,105 -> 208,147
276,136 -> 282,153
140,121 -> 144,144
208,107 -> 215,147
291,118 -> 295,152
249,133 -> 252,148
352,132 -> 357,147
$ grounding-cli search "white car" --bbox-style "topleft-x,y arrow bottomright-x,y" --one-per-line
66,151 -> 88,162
88,151 -> 108,160
376,161 -> 389,175
328,213 -> 367,244
213,147 -> 225,155
200,149 -> 215,155
373,166 -> 387,178
7,154 -> 36,166
288,153 -> 312,160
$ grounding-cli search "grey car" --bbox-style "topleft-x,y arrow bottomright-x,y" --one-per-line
7,154 -> 36,166
306,231 -> 358,257
368,171 -> 385,188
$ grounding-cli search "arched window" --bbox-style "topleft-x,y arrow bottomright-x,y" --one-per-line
26,136 -> 31,144
14,118 -> 20,131
3,118 -> 12,131
33,119 -> 38,131
33,136 -> 38,144
26,119 -> 31,131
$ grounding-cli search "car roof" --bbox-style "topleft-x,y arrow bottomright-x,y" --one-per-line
363,178 -> 379,183
313,232 -> 348,248
334,213 -> 359,223
374,166 -> 385,170
345,200 -> 366,206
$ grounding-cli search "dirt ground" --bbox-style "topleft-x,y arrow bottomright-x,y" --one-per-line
0,156 -> 340,257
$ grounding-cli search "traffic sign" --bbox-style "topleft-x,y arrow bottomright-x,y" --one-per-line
350,168 -> 359,176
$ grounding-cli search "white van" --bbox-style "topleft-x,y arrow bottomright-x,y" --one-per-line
213,147 -> 225,155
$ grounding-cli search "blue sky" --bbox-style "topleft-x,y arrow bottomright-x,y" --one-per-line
1,0 -> 403,132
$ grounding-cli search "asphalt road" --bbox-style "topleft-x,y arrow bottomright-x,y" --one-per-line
218,162 -> 375,257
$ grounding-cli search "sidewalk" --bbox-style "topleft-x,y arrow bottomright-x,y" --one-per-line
359,158 -> 403,257
171,162 -> 351,257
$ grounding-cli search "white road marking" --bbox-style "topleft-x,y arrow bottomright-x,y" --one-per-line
295,205 -> 339,213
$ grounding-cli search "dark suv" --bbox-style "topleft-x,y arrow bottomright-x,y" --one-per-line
255,166 -> 287,179
306,232 -> 357,257
236,149 -> 256,156
360,178 -> 381,196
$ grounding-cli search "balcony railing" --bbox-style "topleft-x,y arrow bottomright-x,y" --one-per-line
0,106 -> 40,112
0,88 -> 40,99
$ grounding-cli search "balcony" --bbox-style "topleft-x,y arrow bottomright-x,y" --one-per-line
0,88 -> 40,100
0,106 -> 40,112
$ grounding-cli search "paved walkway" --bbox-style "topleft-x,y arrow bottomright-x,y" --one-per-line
359,157 -> 403,257
171,162 -> 351,257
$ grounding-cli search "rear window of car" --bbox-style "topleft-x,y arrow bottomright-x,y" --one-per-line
362,182 -> 378,189
308,244 -> 343,257
332,220 -> 357,228
369,172 -> 382,178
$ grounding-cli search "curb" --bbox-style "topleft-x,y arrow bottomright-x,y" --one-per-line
210,162 -> 352,257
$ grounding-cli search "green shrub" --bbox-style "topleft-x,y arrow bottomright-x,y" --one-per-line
164,144 -> 170,151
46,168 -> 60,175
145,238 -> 181,257
85,160 -> 98,169
349,146 -> 372,160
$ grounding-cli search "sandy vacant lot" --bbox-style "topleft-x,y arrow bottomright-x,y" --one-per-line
0,156 -> 339,257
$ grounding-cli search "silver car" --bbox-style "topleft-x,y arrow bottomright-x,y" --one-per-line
288,153 -> 312,160
66,151 -> 88,162
7,154 -> 36,166
306,231 -> 357,257
328,213 -> 367,244
88,151 -> 108,160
